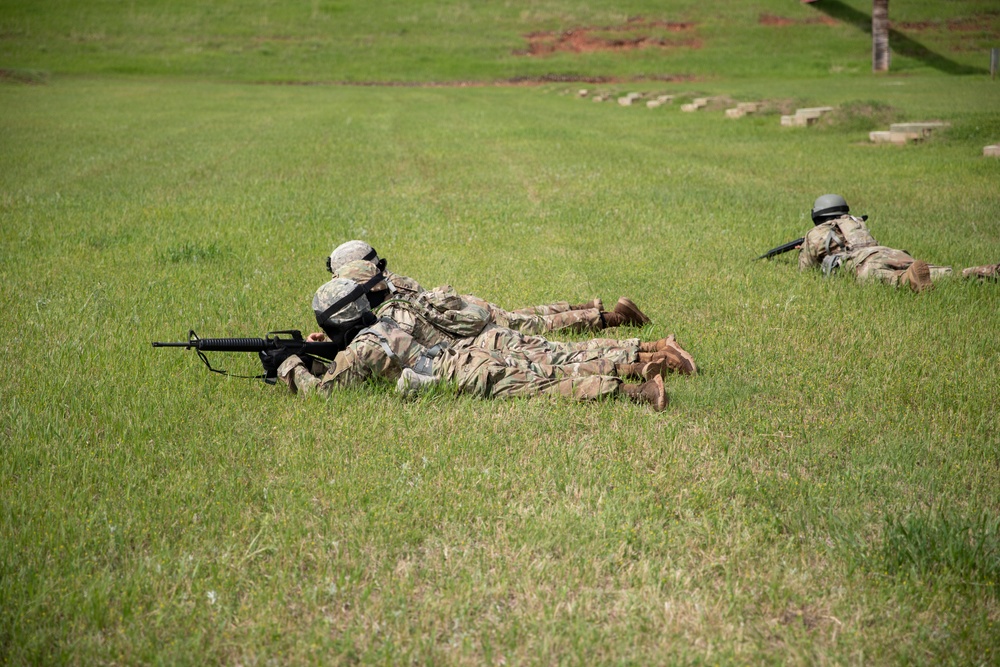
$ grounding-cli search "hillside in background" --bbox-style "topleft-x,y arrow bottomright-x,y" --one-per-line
1,0 -> 999,82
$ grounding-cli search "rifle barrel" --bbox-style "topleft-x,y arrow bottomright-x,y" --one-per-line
151,337 -> 269,351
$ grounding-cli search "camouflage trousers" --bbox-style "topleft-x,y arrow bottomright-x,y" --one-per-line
434,348 -> 621,401
461,323 -> 639,366
464,296 -> 603,335
849,246 -> 953,285
511,301 -> 579,316
281,350 -> 621,402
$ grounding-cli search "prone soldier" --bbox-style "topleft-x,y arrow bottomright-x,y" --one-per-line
326,240 -> 652,334
325,258 -> 696,376
797,194 -> 998,292
278,278 -> 669,411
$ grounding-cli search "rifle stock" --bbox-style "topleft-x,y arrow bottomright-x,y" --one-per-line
152,330 -> 342,384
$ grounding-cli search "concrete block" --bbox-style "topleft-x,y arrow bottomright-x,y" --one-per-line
984,145 -> 1000,157
692,97 -> 709,107
795,106 -> 834,120
618,92 -> 643,106
655,95 -> 675,104
577,89 -> 589,97
894,131 -> 922,143
870,131 -> 918,145
737,102 -> 760,113
889,122 -> 949,136
681,103 -> 700,112
870,131 -> 901,144
781,115 -> 813,127
725,108 -> 745,119
646,100 -> 663,109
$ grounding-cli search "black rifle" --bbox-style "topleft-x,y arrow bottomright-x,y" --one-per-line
754,237 -> 803,261
152,330 -> 343,384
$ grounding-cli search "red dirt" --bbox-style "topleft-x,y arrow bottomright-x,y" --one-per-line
258,74 -> 699,88
758,13 -> 838,27
518,17 -> 699,56
895,15 -> 1000,34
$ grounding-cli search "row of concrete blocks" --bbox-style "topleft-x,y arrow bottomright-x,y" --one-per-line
869,122 -> 949,145
578,90 -> 676,108
577,89 -> 998,154
581,91 -> 755,114
675,97 -> 763,117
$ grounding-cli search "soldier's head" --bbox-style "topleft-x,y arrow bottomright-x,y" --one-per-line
334,259 -> 389,308
811,194 -> 850,224
312,277 -> 379,340
326,240 -> 387,275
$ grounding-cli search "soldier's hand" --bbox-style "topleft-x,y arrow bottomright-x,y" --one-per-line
307,332 -> 327,342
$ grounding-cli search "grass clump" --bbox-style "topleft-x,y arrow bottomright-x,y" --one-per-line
877,509 -> 1000,595
161,241 -> 225,264
817,99 -> 900,132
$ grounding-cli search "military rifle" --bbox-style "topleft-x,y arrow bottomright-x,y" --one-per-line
754,237 -> 803,261
152,330 -> 342,384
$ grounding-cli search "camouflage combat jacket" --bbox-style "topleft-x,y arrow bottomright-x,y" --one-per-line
375,285 -> 492,348
799,215 -> 886,276
384,270 -> 423,297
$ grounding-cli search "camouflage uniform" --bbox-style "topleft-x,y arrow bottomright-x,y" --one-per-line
380,270 -> 605,334
283,318 -> 622,402
331,261 -> 641,369
799,215 -> 953,285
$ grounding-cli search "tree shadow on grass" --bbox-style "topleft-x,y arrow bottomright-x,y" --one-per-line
808,0 -> 987,75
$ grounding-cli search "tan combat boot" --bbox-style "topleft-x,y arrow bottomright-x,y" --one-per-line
600,297 -> 651,328
639,334 -> 698,375
620,375 -> 668,412
961,263 -> 1000,281
614,361 -> 665,380
899,259 -> 933,293
638,335 -> 697,375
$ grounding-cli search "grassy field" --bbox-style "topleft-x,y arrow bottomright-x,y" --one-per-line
2,1 -> 1000,664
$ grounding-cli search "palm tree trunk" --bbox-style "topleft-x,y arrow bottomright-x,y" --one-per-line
872,0 -> 890,72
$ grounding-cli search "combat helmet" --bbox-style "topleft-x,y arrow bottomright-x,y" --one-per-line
334,259 -> 390,309
312,276 -> 381,343
326,240 -> 387,274
811,194 -> 850,224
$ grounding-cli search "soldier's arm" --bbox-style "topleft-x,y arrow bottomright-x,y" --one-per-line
798,228 -> 824,271
321,327 -> 425,389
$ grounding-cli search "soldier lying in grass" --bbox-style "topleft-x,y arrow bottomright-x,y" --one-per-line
323,258 -> 695,376
278,277 -> 672,411
798,194 -> 999,292
326,240 -> 652,334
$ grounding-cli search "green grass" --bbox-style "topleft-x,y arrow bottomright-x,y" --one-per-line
1,0 -> 998,81
2,0 -> 1000,664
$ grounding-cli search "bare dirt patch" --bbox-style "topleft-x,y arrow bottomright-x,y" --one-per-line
0,68 -> 47,84
896,14 -> 1000,34
517,17 -> 699,56
759,14 -> 838,27
257,73 -> 700,88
